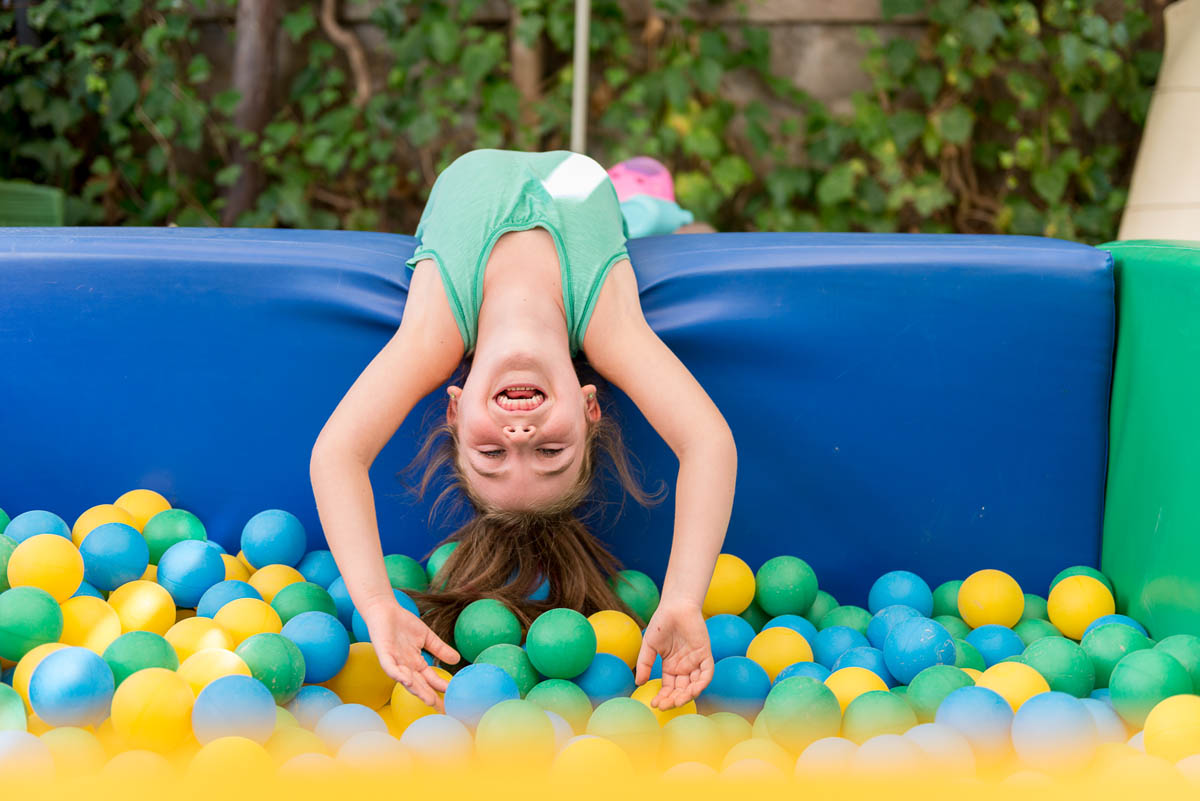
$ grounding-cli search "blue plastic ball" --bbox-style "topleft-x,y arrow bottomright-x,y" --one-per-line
965,624 -> 1025,667
286,685 -> 342,729
327,576 -> 354,628
1079,697 -> 1126,743
314,703 -> 387,750
79,522 -> 149,592
444,663 -> 520,729
192,674 -> 276,744
1082,614 -> 1149,640
296,550 -> 340,589
833,646 -> 895,687
29,646 -> 114,727
867,605 -> 922,650
206,541 -> 227,554
934,686 -> 1014,761
775,661 -> 831,685
196,580 -> 262,618
884,617 -> 956,684
762,614 -> 819,646
1089,687 -> 1113,706
573,653 -> 635,705
241,509 -> 307,569
156,539 -> 224,608
281,611 -> 350,683
1011,691 -> 1098,772
351,589 -> 419,643
528,577 -> 551,602
706,614 -> 757,662
696,656 -> 770,719
5,510 -> 70,543
71,581 -> 104,599
812,625 -> 870,669
399,714 -> 473,765
649,653 -> 662,680
868,571 -> 933,616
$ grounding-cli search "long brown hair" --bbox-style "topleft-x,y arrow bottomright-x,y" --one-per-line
404,359 -> 663,647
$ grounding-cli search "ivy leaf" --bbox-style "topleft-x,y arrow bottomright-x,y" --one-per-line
107,69 -> 138,120
816,163 -> 858,206
888,110 -> 926,153
213,89 -> 241,117
1058,33 -> 1087,77
282,7 -> 316,43
881,0 -> 926,18
1032,165 -> 1068,205
960,6 -> 1004,52
885,39 -> 918,77
711,154 -> 753,196
187,54 -> 211,85
1079,92 -> 1108,129
913,65 -> 942,104
765,167 -> 812,207
427,18 -> 459,65
936,104 -> 974,145
215,164 -> 242,187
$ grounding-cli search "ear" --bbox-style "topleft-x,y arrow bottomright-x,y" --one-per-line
446,386 -> 461,425
582,383 -> 602,423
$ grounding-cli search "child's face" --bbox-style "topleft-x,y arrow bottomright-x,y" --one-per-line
448,357 -> 601,512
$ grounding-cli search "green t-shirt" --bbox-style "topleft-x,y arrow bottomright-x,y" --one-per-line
404,149 -> 631,355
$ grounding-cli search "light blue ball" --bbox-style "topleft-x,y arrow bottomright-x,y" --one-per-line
281,611 -> 350,683
934,686 -> 1014,759
72,581 -> 104,599
867,605 -> 922,650
0,730 -> 53,774
192,674 -> 276,744
774,661 -> 830,685
156,539 -> 224,608
868,571 -> 933,616
1080,697 -> 1126,743
762,614 -> 819,646
853,733 -> 924,772
206,541 -> 227,554
1011,691 -> 1098,772
444,664 -> 520,729
399,714 -> 473,765
884,617 -> 956,684
29,647 -> 114,727
1082,614 -> 1149,640
351,589 -> 419,643
965,624 -> 1025,667
696,656 -> 770,719
314,703 -> 387,750
573,653 -> 635,705
5,511 -> 70,543
196,580 -> 262,618
528,577 -> 551,602
649,653 -> 662,680
327,576 -> 354,628
285,685 -> 342,729
336,730 -> 408,766
1089,687 -> 1113,706
241,509 -> 307,569
812,625 -> 870,669
833,646 -> 895,687
79,522 -> 149,592
296,550 -> 340,589
706,614 -> 756,662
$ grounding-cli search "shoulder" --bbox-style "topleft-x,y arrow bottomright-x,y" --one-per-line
402,258 -> 466,364
582,258 -> 651,366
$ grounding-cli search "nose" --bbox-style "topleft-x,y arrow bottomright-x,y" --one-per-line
503,425 -> 534,442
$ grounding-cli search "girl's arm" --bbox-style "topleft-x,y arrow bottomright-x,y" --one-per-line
310,260 -> 464,705
583,258 -> 737,708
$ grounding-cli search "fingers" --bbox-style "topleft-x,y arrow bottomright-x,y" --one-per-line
405,667 -> 439,708
634,640 -> 656,687
422,664 -> 449,694
423,626 -> 461,666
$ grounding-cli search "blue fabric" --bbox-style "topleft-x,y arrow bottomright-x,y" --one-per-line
0,229 -> 1113,605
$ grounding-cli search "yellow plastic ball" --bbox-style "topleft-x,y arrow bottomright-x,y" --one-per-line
1143,694 -> 1200,763
720,737 -> 793,773
176,607 -> 196,624
108,580 -> 176,635
187,736 -> 273,778
274,705 -> 299,729
825,666 -> 888,713
958,569 -> 1025,629
101,749 -> 176,781
110,667 -> 195,753
265,726 -> 328,764
1047,575 -> 1115,640
26,711 -> 54,735
221,554 -> 251,583
389,666 -> 450,734
247,564 -> 304,603
661,713 -> 724,769
976,661 -> 1050,711
177,648 -> 251,696
7,533 -> 84,602
72,504 -> 136,547
631,679 -> 698,724
114,489 -> 172,531
707,711 -> 753,752
551,734 -> 635,778
59,596 -> 122,654
212,597 -> 282,645
746,627 -> 814,682
165,617 -> 234,661
41,726 -> 107,775
702,554 -> 756,617
141,564 -> 157,581
14,642 -> 67,712
321,642 -> 394,710
962,667 -> 983,681
589,610 -> 643,669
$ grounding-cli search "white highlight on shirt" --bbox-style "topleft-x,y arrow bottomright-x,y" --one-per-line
540,153 -> 607,201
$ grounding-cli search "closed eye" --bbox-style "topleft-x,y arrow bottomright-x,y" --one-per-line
538,448 -> 564,456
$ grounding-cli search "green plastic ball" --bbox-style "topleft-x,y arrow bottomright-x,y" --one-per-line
1081,622 -> 1153,688
819,605 -> 871,635
236,632 -> 306,705
0,586 -> 63,661
0,684 -> 26,731
142,509 -> 206,565
384,553 -> 429,592
609,570 -> 659,625
270,581 -> 337,625
932,580 -> 963,618
586,697 -> 660,763
761,676 -> 841,752
526,608 -> 596,679
102,631 -> 179,686
0,507 -> 9,535
1014,618 -> 1061,646
754,556 -> 817,617
1108,649 -> 1192,727
842,690 -> 918,744
526,679 -> 592,732
453,599 -> 521,663
1049,566 -> 1113,595
738,600 -> 769,633
1155,634 -> 1200,693
933,615 -> 970,640
425,542 -> 458,584
476,698 -> 556,765
906,665 -> 974,723
890,684 -> 909,700
953,638 -> 985,671
661,713 -> 723,768
0,534 -> 16,593
475,643 -> 539,698
1022,636 -> 1095,697
804,591 -> 838,627
1020,593 -> 1049,622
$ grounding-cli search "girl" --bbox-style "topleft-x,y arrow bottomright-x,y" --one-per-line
310,149 -> 736,713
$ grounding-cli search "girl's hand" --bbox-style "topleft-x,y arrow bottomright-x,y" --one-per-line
362,598 -> 460,711
634,598 -> 714,710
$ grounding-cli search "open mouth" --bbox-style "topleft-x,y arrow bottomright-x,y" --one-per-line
495,385 -> 545,412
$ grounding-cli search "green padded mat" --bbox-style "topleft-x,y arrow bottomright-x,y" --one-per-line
1101,240 -> 1200,638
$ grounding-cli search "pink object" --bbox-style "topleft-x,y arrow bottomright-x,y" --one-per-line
606,156 -> 675,203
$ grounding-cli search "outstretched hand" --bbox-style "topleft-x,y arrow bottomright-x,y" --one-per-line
635,599 -> 714,710
362,599 -> 460,711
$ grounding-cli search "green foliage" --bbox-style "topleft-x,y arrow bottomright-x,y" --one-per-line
0,0 -> 1162,242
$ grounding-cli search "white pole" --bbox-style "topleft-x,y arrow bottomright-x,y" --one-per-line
570,0 -> 591,154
